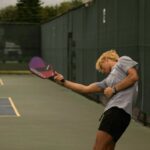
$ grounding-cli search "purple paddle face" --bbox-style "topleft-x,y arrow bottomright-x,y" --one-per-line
29,56 -> 46,69
29,56 -> 55,79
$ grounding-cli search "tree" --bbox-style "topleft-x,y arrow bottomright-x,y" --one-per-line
71,0 -> 83,7
16,0 -> 42,23
0,6 -> 18,22
57,0 -> 83,15
40,6 -> 57,22
0,0 -> 83,23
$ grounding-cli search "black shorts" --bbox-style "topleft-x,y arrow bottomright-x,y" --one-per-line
98,107 -> 131,143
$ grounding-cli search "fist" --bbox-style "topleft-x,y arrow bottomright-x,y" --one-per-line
104,87 -> 113,98
54,72 -> 64,83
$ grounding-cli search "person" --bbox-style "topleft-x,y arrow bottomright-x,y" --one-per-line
54,50 -> 139,150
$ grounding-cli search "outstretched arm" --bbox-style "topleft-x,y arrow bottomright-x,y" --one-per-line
63,81 -> 103,93
54,72 -> 103,94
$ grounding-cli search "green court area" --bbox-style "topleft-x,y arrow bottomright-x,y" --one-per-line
0,75 -> 150,150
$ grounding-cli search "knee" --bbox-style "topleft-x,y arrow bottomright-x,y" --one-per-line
94,131 -> 115,150
93,144 -> 96,150
94,141 -> 114,150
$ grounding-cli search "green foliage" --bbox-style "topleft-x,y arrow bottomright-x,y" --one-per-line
58,0 -> 82,15
40,6 -> 58,22
0,6 -> 18,22
16,0 -> 42,22
0,0 -> 83,23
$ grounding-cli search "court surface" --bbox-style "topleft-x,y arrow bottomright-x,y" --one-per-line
0,74 -> 150,150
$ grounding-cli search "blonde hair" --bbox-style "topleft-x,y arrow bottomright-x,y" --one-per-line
96,50 -> 119,72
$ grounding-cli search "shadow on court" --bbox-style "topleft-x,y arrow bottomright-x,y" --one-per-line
0,75 -> 150,150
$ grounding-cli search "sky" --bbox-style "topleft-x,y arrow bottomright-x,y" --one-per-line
0,0 -> 72,8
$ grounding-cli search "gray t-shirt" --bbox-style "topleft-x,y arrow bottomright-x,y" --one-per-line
96,56 -> 138,115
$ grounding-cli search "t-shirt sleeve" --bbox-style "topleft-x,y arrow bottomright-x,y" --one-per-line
96,79 -> 107,89
117,56 -> 138,73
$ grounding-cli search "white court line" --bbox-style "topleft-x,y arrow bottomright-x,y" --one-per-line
0,79 -> 4,86
9,97 -> 21,117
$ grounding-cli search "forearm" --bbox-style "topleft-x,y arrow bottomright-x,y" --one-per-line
63,80 -> 88,93
115,77 -> 135,92
115,69 -> 139,92
104,68 -> 139,97
54,72 -> 102,94
63,80 -> 102,94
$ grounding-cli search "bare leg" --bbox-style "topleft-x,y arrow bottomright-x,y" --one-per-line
93,131 -> 115,150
